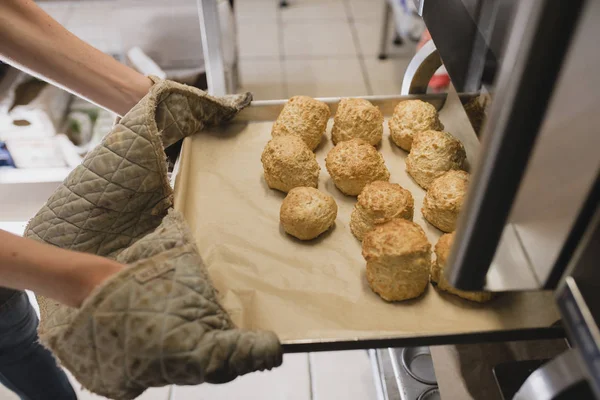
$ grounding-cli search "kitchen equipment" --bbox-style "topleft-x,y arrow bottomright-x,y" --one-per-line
417,387 -> 440,400
401,347 -> 437,385
165,0 -> 600,397
401,0 -> 600,397
172,93 -> 560,352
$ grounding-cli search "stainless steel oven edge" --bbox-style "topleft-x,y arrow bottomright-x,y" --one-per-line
440,0 -> 594,291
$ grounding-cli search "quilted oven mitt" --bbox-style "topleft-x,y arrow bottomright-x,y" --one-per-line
23,78 -> 282,400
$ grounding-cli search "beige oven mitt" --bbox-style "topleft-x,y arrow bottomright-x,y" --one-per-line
23,78 -> 282,400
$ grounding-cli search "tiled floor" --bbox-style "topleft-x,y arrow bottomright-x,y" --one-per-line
5,1 -> 419,399
175,353 -> 312,400
0,372 -> 171,400
0,351 -> 377,400
237,0 -> 416,100
38,0 -> 414,100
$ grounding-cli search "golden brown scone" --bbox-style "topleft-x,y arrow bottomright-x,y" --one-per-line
362,219 -> 431,301
388,99 -> 444,151
432,233 -> 494,302
261,135 -> 320,193
463,95 -> 488,135
350,181 -> 414,241
422,170 -> 469,232
405,130 -> 466,189
331,98 -> 383,146
280,187 -> 337,240
272,95 -> 330,151
325,138 -> 390,196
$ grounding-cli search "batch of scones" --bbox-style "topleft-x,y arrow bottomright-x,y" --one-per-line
260,96 -> 492,303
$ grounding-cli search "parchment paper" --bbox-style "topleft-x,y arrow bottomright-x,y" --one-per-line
173,94 -> 559,344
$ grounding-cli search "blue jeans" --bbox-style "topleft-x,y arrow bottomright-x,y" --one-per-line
0,289 -> 77,400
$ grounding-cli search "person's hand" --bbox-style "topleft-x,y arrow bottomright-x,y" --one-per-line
0,0 -> 154,116
146,76 -> 252,149
68,257 -> 123,308
0,229 -> 123,308
25,78 -> 280,400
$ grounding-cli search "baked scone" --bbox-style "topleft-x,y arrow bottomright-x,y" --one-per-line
432,233 -> 494,302
280,187 -> 337,240
422,170 -> 469,232
463,95 -> 488,135
272,95 -> 330,151
389,99 -> 444,151
350,181 -> 414,241
362,219 -> 431,301
261,135 -> 320,193
325,138 -> 390,196
406,130 -> 466,189
331,98 -> 383,146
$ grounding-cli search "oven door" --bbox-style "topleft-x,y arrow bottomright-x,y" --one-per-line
417,0 -> 599,291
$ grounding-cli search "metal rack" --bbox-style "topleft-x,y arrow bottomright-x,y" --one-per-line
196,0 -> 227,96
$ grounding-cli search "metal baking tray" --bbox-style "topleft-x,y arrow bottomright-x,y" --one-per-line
172,91 -> 563,352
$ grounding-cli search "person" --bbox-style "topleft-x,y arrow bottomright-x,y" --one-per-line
0,0 -> 174,397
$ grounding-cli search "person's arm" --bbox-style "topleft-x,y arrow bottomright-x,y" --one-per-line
0,229 -> 123,307
0,0 -> 153,116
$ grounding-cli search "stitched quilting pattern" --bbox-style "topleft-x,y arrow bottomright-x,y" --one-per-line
23,80 -> 279,400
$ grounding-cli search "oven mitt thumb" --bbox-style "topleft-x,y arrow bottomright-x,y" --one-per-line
148,75 -> 252,148
24,78 -> 282,400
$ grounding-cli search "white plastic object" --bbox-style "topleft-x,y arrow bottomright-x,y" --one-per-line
389,0 -> 425,42
126,47 -> 167,79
